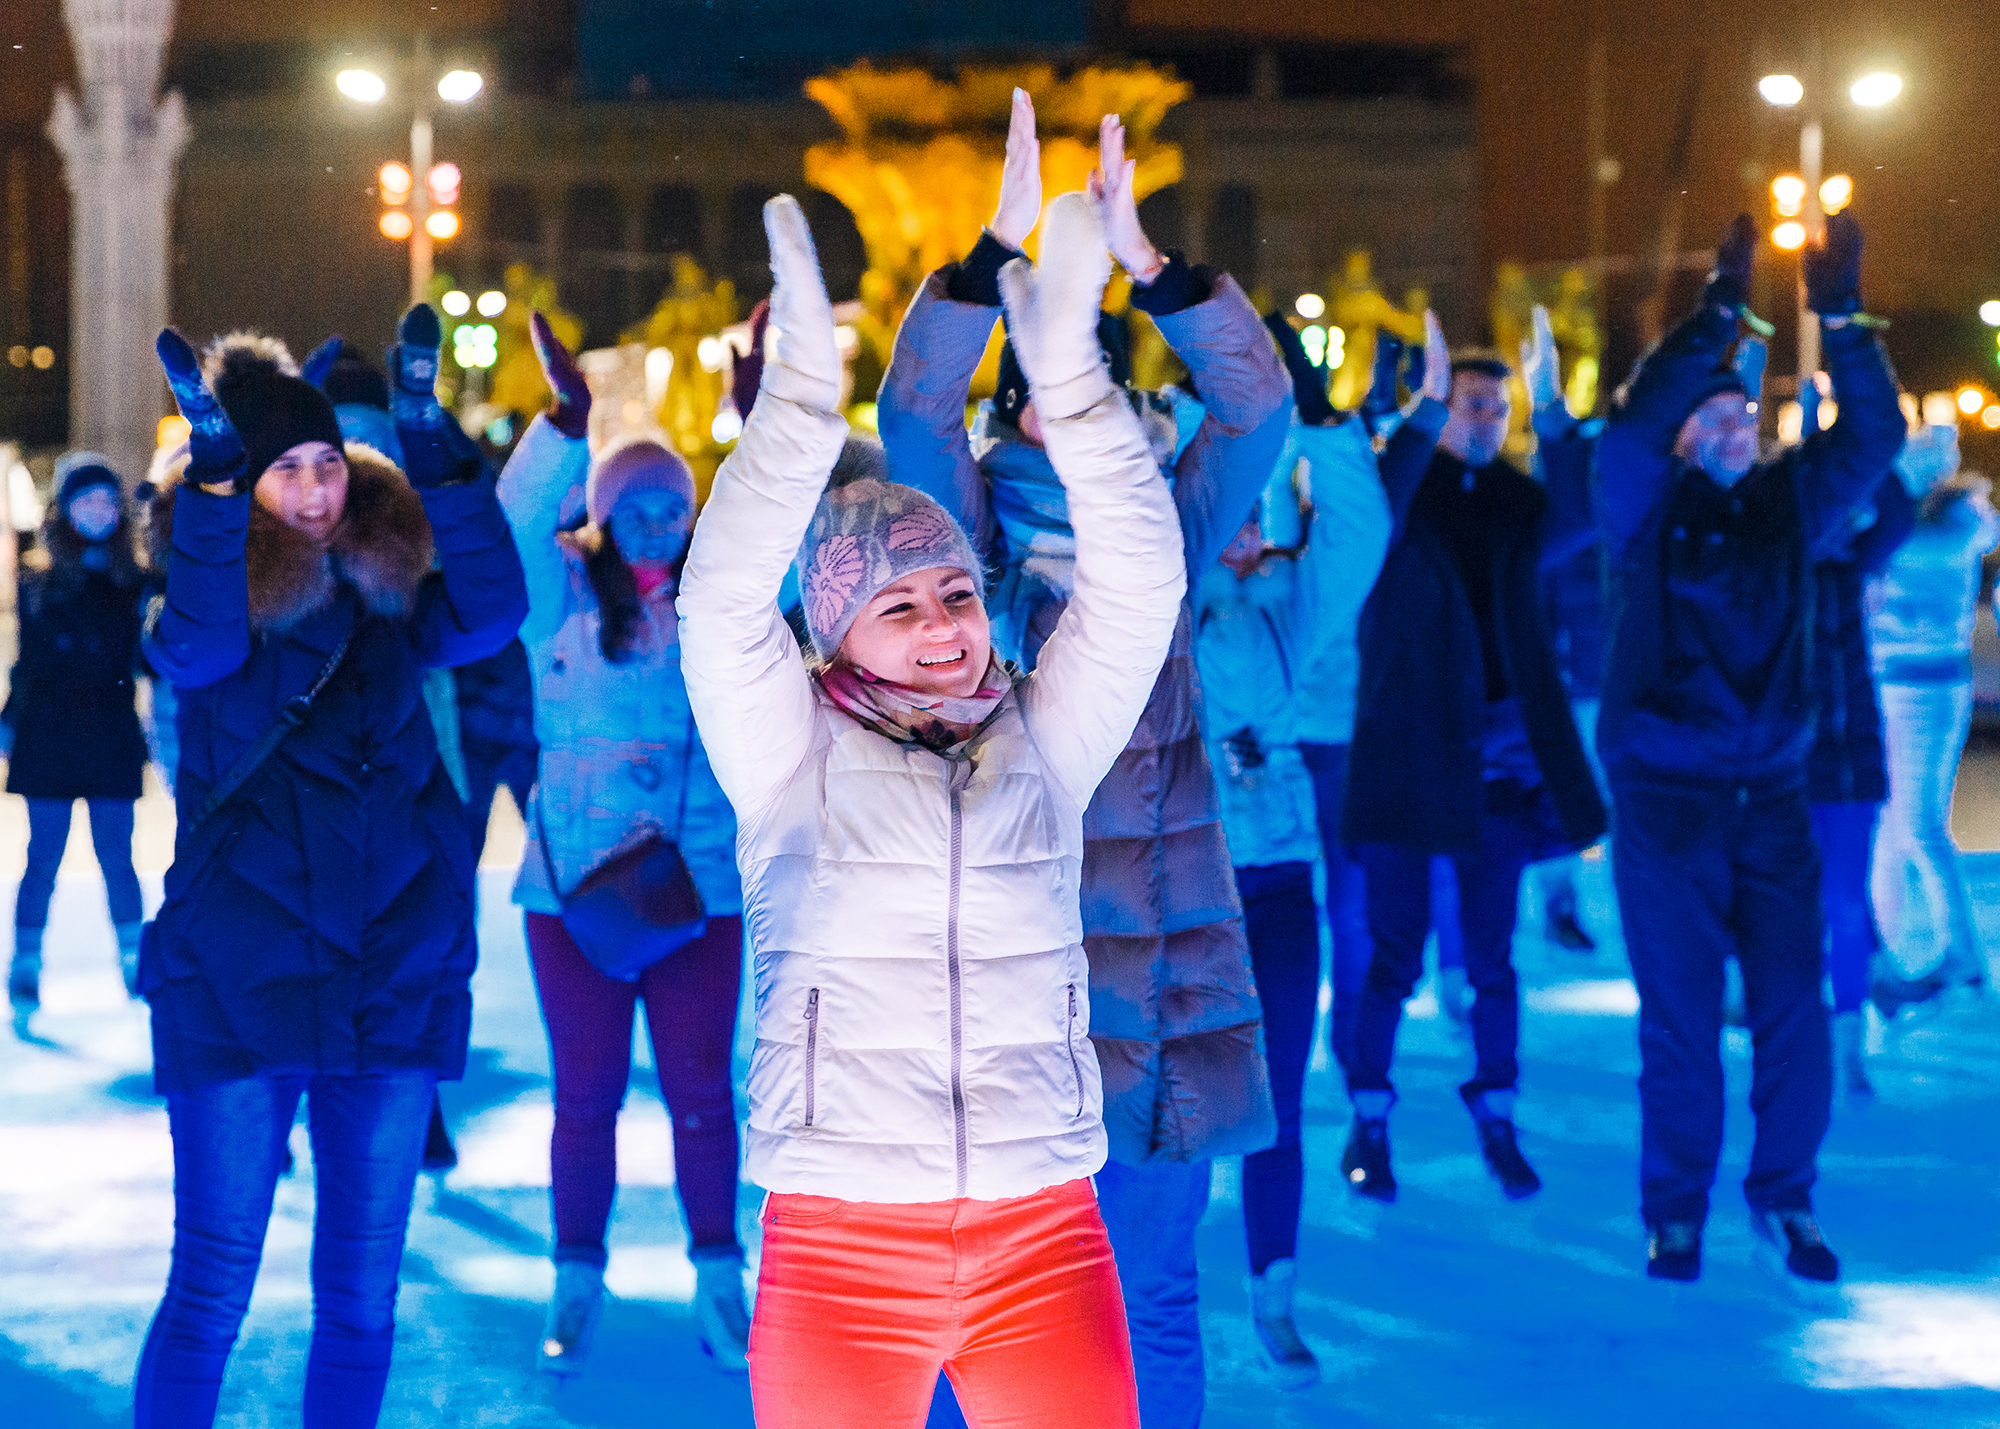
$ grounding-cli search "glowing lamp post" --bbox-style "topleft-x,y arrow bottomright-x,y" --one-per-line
336,44 -> 482,306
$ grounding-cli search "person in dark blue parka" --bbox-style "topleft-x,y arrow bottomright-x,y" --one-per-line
132,308 -> 527,1429
1595,213 -> 1905,1289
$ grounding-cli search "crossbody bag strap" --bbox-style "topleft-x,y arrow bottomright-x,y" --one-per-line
187,590 -> 359,835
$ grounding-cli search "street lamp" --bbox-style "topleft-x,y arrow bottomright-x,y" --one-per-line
1757,65 -> 1901,394
335,39 -> 483,307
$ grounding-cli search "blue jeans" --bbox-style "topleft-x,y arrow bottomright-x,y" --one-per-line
134,1071 -> 436,1429
16,797 -> 142,930
1612,774 -> 1830,1224
1236,862 -> 1319,1274
1810,801 -> 1879,1014
1298,743 -> 1370,1070
1095,1158 -> 1211,1429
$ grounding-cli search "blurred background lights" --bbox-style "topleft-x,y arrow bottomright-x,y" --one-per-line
1957,386 -> 1985,416
1819,174 -> 1853,214
440,290 -> 472,317
30,346 -> 53,370
425,210 -> 460,240
1294,292 -> 1325,320
336,69 -> 386,103
1921,392 -> 1962,427
1758,73 -> 1805,106
1771,220 -> 1807,251
452,322 -> 498,369
378,162 -> 412,200
1985,406 -> 2000,431
5,346 -> 25,368
711,404 -> 744,444
379,210 -> 414,240
157,414 -> 190,449
476,290 -> 507,317
1850,72 -> 1903,107
1980,301 -> 2000,327
427,162 -> 460,205
696,336 -> 727,373
436,70 -> 484,104
1771,174 -> 1807,216
1299,325 -> 1327,365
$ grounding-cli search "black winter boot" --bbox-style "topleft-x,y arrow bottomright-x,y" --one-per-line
1461,1084 -> 1541,1199
1543,886 -> 1596,953
1752,1208 -> 1840,1285
1646,1220 -> 1703,1282
423,1096 -> 458,1173
1341,1106 -> 1397,1203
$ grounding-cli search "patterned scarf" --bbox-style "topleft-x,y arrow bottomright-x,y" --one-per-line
817,656 -> 1014,752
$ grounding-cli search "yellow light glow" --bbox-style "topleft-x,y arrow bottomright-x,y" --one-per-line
1958,386 -> 1986,416
1820,175 -> 1854,214
427,162 -> 461,206
1758,74 -> 1804,107
1850,72 -> 1903,108
379,162 -> 412,196
336,69 -> 386,104
1980,302 -> 2000,327
379,210 -> 415,240
1295,293 -> 1326,320
1771,221 -> 1808,251
157,415 -> 191,449
1771,174 -> 1807,217
437,70 -> 484,104
30,346 -> 53,370
476,290 -> 507,317
425,210 -> 460,240
6,346 -> 24,368
1984,406 -> 2000,432
441,290 -> 471,317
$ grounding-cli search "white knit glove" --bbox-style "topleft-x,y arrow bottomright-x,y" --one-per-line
998,191 -> 1114,422
760,195 -> 842,414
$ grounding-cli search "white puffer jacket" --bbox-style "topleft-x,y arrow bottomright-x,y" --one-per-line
679,195 -> 1187,1203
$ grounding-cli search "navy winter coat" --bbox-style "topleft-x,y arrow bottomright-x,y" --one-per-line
1807,472 -> 1915,804
1343,404 -> 1607,856
6,548 -> 149,802
139,446 -> 528,1094
1595,303 -> 1906,785
1538,426 -> 1609,701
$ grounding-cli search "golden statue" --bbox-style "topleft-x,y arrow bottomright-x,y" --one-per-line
488,263 -> 583,421
1327,250 -> 1426,411
624,254 -> 740,489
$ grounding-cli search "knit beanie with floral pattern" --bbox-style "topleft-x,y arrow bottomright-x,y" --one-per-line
798,473 -> 982,663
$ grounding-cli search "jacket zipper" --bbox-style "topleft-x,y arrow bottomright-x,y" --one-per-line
803,987 -> 820,1128
947,755 -> 971,1198
1066,983 -> 1084,1118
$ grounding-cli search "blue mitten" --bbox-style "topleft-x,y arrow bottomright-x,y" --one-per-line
300,335 -> 343,390
1703,214 -> 1757,314
1804,212 -> 1864,317
156,329 -> 247,491
386,304 -> 471,487
1362,332 -> 1404,433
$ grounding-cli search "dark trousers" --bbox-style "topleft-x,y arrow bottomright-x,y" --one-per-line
17,796 -> 143,929
1298,743 -> 1371,1071
1612,774 -> 1831,1224
134,1070 -> 436,1429
1236,861 -> 1320,1274
1810,800 -> 1879,1015
1350,810 -> 1539,1099
525,911 -> 745,1264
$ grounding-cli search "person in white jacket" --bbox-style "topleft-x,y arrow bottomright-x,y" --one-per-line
678,193 -> 1185,1428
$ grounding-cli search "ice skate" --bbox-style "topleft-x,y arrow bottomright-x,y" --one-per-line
9,930 -> 43,1025
1248,1259 -> 1320,1389
116,921 -> 144,998
1461,1086 -> 1541,1199
1751,1208 -> 1841,1308
690,1247 -> 751,1374
1340,1099 -> 1397,1203
1645,1220 -> 1702,1282
1833,1011 -> 1873,1100
422,1097 -> 458,1173
538,1261 -> 607,1377
1543,887 -> 1595,953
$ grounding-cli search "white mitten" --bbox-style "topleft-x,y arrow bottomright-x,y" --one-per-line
1521,304 -> 1562,410
998,192 -> 1114,422
760,195 -> 842,414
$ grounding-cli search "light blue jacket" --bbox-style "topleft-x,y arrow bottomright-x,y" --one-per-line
1868,484 -> 2000,677
1194,413 -> 1387,868
497,415 -> 742,918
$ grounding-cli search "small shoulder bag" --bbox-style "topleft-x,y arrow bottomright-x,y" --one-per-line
537,720 -> 707,982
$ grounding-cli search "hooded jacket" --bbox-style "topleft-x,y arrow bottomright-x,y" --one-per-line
678,365 -> 1186,1203
139,440 -> 528,1093
878,244 -> 1287,1166
5,503 -> 150,802
1595,301 -> 1906,785
1196,413 -> 1387,867
497,414 -> 741,918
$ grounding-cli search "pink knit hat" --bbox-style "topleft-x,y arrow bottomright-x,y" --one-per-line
799,472 -> 982,663
586,435 -> 696,528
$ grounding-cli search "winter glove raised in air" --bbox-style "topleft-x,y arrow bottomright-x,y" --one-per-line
1804,211 -> 1865,316
299,335 -> 344,390
388,303 -> 483,487
758,195 -> 843,416
530,310 -> 592,440
156,328 -> 247,492
1703,214 -> 1758,314
998,191 -> 1115,423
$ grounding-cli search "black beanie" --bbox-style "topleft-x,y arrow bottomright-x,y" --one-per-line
994,311 -> 1132,430
1684,367 -> 1750,420
212,349 -> 345,482
54,451 -> 122,508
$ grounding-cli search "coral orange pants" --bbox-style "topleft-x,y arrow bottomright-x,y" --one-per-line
748,1178 -> 1140,1429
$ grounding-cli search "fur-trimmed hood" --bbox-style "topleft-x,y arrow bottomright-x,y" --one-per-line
148,443 -> 435,631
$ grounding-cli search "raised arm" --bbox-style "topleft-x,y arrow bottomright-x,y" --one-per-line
877,88 -> 1043,562
1005,192 -> 1186,808
385,304 -> 529,669
1375,310 -> 1452,540
496,312 -> 596,647
1597,216 -> 1757,553
143,329 -> 254,689
1288,415 -> 1390,673
679,196 -> 851,819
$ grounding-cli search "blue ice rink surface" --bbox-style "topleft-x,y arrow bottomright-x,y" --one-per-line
3,811 -> 1998,1429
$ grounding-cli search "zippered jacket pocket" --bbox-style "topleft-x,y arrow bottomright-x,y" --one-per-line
1066,983 -> 1084,1118
803,987 -> 821,1128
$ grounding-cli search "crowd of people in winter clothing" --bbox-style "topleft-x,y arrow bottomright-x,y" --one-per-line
5,81 -> 1997,1429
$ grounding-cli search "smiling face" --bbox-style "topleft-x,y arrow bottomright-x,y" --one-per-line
836,565 -> 991,698
254,441 -> 349,544
65,485 -> 121,542
606,489 -> 693,569
1675,392 -> 1760,487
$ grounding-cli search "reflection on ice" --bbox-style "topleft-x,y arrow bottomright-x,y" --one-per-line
1796,1284 -> 2000,1389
